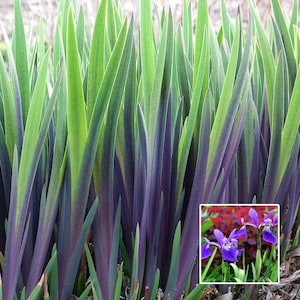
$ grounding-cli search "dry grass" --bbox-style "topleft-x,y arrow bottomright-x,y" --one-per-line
0,0 -> 297,42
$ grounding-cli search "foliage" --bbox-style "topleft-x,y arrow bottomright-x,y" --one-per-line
201,206 -> 279,283
0,0 -> 299,298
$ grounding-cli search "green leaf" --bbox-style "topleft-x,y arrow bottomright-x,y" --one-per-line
66,6 -> 87,199
49,246 -> 59,299
87,0 -> 107,122
26,275 -> 44,300
0,50 -> 18,162
140,0 -> 155,117
96,20 -> 133,198
183,0 -> 193,62
38,17 -> 45,65
85,244 -> 103,300
109,201 -> 122,297
208,19 -> 240,157
130,226 -> 142,300
221,0 -> 234,44
249,0 -> 276,125
291,225 -> 300,250
289,0 -> 298,40
106,0 -> 119,50
14,0 -> 30,121
230,263 -> 246,282
254,249 -> 262,281
62,198 -> 99,299
277,67 -> 300,187
164,222 -> 181,296
76,7 -> 85,61
194,0 -> 208,85
17,51 -> 50,225
150,269 -> 160,300
78,285 -> 92,300
262,52 -> 285,200
201,219 -> 214,233
204,18 -> 246,197
271,0 -> 297,85
184,284 -> 208,300
113,262 -> 123,300
208,20 -> 225,99
176,29 -> 208,209
148,11 -> 173,150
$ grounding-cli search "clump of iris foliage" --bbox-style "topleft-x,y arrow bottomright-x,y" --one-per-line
201,206 -> 279,283
0,0 -> 299,299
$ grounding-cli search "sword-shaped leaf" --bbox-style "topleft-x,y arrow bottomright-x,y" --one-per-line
249,0 -> 276,125
140,0 -> 155,125
13,0 -> 30,121
66,7 -> 87,200
271,0 -> 297,86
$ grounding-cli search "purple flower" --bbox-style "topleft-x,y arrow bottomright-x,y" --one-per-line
201,227 -> 246,262
241,208 -> 278,244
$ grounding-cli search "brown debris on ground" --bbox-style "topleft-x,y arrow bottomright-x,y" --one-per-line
0,1 -> 298,42
200,247 -> 300,300
263,246 -> 300,300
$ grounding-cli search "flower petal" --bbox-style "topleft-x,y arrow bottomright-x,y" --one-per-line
201,242 -> 213,259
241,220 -> 257,228
264,209 -> 275,219
234,226 -> 247,239
248,208 -> 259,227
262,230 -> 278,244
222,248 -> 239,262
214,229 -> 225,246
228,228 -> 237,240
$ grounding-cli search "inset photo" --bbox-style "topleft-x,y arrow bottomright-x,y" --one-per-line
199,204 -> 280,284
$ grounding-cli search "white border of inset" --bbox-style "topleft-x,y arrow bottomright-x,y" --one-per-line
199,203 -> 280,284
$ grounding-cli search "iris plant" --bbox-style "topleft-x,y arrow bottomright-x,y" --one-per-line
202,227 -> 246,262
241,208 -> 278,244
0,0 -> 299,297
201,206 -> 279,283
